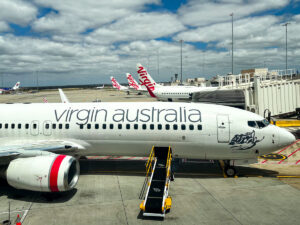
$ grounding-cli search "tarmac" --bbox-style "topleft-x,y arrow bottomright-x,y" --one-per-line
0,88 -> 300,225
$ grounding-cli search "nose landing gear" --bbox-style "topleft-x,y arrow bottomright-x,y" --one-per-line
223,160 -> 237,177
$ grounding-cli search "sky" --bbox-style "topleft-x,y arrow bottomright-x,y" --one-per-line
0,0 -> 300,87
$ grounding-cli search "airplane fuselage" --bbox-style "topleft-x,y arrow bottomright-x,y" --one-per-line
0,102 -> 293,160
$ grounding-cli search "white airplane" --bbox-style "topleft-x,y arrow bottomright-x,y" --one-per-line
110,76 -> 129,91
0,101 -> 295,193
126,73 -> 146,92
137,64 -> 218,101
96,84 -> 105,89
0,81 -> 21,94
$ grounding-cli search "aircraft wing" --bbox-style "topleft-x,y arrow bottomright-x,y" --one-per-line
0,140 -> 80,165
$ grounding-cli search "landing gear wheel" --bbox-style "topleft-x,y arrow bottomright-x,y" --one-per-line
225,166 -> 236,177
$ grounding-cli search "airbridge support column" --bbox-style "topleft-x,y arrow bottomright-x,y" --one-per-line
254,75 -> 262,115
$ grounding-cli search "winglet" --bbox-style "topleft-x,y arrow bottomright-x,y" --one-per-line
58,89 -> 70,103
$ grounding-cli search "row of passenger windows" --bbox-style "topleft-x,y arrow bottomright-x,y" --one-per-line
79,123 -> 202,131
0,123 -> 69,130
0,123 -> 202,131
161,93 -> 191,95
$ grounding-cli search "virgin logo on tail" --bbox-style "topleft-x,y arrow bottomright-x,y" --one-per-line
127,74 -> 139,90
110,77 -> 121,90
136,64 -> 156,91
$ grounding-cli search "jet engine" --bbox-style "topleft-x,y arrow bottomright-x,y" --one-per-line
6,155 -> 79,192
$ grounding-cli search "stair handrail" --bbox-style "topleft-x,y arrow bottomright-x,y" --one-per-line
165,146 -> 172,179
139,146 -> 155,199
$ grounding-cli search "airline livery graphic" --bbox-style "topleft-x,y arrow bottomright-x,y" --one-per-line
111,77 -> 121,90
229,130 -> 265,150
137,64 -> 156,91
127,74 -> 140,90
54,107 -> 202,125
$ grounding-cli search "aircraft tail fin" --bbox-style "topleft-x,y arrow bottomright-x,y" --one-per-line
145,84 -> 157,98
126,73 -> 140,90
110,76 -> 121,90
58,89 -> 70,103
12,82 -> 20,90
136,63 -> 161,91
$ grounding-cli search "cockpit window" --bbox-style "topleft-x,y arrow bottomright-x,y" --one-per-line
248,119 -> 269,129
248,121 -> 257,128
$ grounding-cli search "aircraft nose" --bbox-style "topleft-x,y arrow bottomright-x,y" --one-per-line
278,128 -> 296,147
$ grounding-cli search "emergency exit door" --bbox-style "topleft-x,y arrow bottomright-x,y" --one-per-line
217,115 -> 230,143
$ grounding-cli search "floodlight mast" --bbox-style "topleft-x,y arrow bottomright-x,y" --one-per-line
282,22 -> 290,74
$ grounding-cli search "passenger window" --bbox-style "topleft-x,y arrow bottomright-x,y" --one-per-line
150,124 -> 154,130
0,124 -> 2,129
33,124 -> 37,129
110,124 -> 114,129
248,121 -> 257,128
18,123 -> 21,129
5,123 -> 8,129
142,124 -> 147,130
11,124 -> 15,129
173,124 -> 178,130
25,124 -> 29,129
59,124 -> 63,129
165,124 -> 170,130
181,124 -> 186,130
189,124 -> 194,130
52,124 -> 56,129
65,124 -> 69,129
126,124 -> 130,130
102,124 -> 107,129
45,124 -> 50,129
158,124 -> 162,130
198,124 -> 202,130
118,124 -> 122,129
134,124 -> 138,130
79,124 -> 84,129
95,124 -> 99,129
87,124 -> 91,129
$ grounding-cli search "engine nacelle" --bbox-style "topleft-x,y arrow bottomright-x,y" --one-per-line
6,155 -> 79,192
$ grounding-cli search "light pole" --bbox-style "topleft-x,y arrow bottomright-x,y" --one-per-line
180,40 -> 183,84
230,13 -> 234,75
282,22 -> 290,74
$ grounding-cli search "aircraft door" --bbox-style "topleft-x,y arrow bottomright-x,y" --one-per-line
43,120 -> 52,136
217,114 -> 230,143
30,120 -> 39,136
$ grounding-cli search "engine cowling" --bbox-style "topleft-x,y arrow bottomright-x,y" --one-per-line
6,155 -> 79,192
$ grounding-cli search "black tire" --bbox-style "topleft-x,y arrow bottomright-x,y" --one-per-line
225,166 -> 236,177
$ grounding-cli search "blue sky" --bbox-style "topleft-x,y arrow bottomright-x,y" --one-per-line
0,0 -> 299,87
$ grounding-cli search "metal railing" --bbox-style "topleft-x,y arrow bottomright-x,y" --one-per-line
139,146 -> 155,199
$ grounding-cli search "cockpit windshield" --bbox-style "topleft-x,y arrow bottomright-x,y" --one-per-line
248,119 -> 269,129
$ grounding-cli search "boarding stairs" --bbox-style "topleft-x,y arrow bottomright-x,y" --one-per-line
139,146 -> 172,217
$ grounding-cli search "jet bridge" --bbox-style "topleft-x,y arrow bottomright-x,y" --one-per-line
139,146 -> 172,218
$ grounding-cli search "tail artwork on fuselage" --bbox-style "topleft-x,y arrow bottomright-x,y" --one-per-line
136,63 -> 161,91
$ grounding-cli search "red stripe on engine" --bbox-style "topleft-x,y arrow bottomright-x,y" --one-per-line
49,155 -> 66,192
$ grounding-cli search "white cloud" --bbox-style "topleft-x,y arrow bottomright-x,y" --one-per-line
0,0 -> 37,26
32,0 -> 161,35
178,0 -> 289,27
85,12 -> 185,44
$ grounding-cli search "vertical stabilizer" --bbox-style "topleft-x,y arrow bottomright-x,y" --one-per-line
12,82 -> 20,90
136,64 -> 161,91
